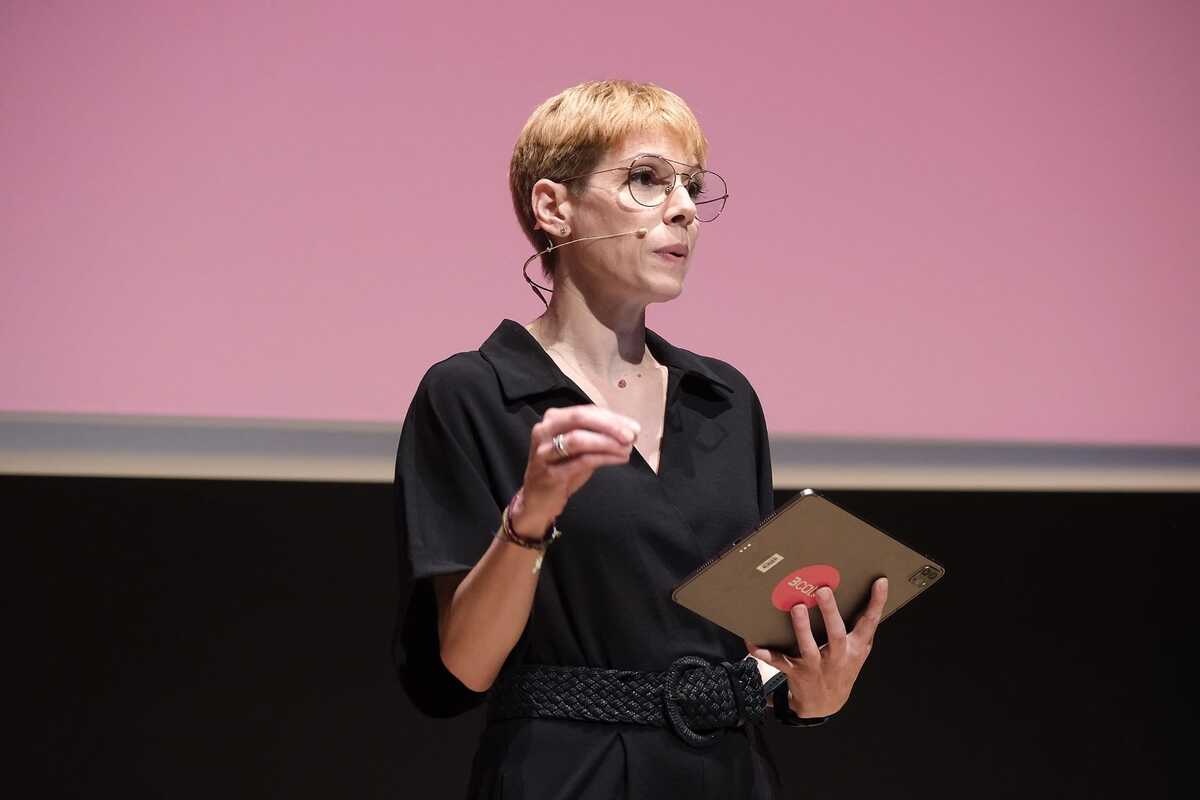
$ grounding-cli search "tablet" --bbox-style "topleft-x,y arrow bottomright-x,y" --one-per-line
672,489 -> 945,660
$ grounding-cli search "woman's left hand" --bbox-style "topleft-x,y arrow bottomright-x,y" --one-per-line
745,577 -> 888,719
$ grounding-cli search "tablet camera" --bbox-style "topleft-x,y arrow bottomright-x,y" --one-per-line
908,565 -> 943,588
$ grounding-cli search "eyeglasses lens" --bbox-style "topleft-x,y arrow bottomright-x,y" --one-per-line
689,171 -> 727,223
628,155 -> 727,222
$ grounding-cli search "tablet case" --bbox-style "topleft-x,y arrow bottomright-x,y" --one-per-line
672,489 -> 945,656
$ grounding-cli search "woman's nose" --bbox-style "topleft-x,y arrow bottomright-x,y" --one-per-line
663,178 -> 697,225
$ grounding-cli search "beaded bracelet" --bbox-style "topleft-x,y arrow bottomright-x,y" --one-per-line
496,491 -> 561,574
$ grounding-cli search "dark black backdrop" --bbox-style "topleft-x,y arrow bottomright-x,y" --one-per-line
10,476 -> 1188,798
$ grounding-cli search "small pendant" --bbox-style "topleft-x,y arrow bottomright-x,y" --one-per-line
617,379 -> 627,388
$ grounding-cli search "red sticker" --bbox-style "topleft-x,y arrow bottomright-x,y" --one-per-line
771,564 -> 841,611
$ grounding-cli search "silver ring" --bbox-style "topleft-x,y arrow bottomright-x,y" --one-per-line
553,433 -> 569,459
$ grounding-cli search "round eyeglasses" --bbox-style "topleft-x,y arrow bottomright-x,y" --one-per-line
559,153 -> 729,223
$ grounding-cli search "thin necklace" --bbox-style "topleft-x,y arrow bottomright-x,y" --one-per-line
543,343 -> 652,390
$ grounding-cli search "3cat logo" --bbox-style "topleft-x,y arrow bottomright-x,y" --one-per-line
770,565 -> 841,611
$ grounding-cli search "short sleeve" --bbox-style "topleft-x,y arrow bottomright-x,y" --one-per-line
391,363 -> 501,717
396,367 -> 502,580
751,386 -> 775,520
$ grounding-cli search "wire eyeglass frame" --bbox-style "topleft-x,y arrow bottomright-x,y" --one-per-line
558,153 -> 729,223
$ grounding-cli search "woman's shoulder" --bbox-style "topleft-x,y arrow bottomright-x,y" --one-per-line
403,350 -> 499,427
418,350 -> 495,393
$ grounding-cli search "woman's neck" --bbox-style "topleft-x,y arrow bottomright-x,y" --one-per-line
525,295 -> 657,385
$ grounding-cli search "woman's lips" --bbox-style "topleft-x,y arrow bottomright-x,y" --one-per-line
654,245 -> 688,263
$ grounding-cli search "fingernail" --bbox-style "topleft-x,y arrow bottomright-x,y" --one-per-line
621,429 -> 635,443
817,587 -> 832,599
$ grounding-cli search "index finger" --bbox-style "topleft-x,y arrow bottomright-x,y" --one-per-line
537,406 -> 641,444
850,576 -> 889,646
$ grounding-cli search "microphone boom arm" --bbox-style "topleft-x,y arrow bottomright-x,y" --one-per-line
521,228 -> 648,308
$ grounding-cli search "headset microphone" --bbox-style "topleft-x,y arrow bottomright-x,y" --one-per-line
551,228 -> 648,247
521,228 -> 649,307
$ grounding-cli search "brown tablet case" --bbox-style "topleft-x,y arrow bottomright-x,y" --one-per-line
672,489 -> 946,656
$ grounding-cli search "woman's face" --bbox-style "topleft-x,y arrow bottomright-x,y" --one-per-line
564,130 -> 702,308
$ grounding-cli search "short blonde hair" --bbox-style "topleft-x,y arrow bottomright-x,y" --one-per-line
509,80 -> 710,280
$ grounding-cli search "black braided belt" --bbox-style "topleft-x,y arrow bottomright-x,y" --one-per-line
486,655 -> 767,747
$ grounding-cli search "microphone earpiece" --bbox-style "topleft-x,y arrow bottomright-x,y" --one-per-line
635,228 -> 647,238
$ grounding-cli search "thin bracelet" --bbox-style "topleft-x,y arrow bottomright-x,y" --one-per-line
496,492 -> 561,573
772,682 -> 831,727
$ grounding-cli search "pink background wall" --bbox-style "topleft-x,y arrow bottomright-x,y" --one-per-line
2,1 -> 1197,445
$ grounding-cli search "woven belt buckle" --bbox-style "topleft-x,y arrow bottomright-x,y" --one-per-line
662,656 -> 725,748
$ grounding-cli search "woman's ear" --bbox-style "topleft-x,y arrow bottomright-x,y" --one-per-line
531,179 -> 572,239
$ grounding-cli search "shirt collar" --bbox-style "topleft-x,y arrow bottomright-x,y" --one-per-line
480,318 -> 734,403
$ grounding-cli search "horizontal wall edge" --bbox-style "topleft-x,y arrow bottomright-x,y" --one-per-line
2,412 -> 1198,491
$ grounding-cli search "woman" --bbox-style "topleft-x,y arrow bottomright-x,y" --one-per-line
394,79 -> 887,799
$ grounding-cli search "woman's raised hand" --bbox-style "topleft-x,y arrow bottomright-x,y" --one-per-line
511,405 -> 641,538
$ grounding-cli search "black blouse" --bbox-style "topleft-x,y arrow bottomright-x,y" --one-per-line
394,318 -> 782,799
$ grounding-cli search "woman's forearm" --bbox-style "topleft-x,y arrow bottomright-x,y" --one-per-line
434,405 -> 634,693
435,514 -> 551,692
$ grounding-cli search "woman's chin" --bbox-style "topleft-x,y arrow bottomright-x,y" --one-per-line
644,273 -> 686,302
